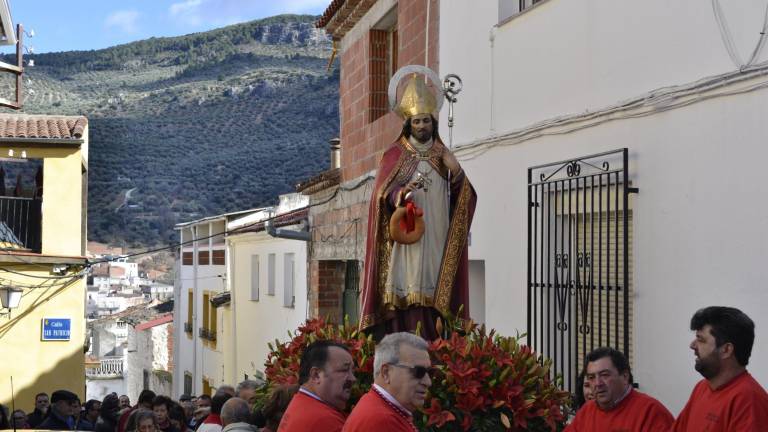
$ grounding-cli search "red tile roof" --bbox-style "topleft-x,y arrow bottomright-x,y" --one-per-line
317,0 -> 346,28
135,313 -> 173,331
0,113 -> 87,139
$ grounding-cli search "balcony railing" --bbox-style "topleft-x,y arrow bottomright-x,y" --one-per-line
85,357 -> 124,379
0,196 -> 41,252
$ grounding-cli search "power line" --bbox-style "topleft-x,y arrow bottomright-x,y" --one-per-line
88,175 -> 375,265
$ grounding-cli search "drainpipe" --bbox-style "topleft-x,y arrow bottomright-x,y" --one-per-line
265,218 -> 310,242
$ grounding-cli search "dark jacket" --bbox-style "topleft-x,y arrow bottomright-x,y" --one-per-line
95,416 -> 118,432
38,410 -> 73,430
27,408 -> 49,428
78,417 -> 96,431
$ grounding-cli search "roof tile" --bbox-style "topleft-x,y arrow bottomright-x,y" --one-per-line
0,113 -> 87,139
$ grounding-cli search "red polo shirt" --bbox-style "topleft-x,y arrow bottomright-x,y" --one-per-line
672,371 -> 768,432
277,390 -> 346,432
565,388 -> 673,431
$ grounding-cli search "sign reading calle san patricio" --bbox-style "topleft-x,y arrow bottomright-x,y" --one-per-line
41,318 -> 71,341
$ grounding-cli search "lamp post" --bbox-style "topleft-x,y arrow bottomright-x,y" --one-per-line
0,286 -> 23,309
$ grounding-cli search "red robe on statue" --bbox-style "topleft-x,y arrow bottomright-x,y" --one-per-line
342,386 -> 417,432
277,391 -> 346,432
360,135 -> 476,340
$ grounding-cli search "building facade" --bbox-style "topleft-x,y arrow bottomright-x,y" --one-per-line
173,214 -> 232,397
307,0 -> 440,324
226,194 -> 309,383
172,195 -> 310,395
439,0 -> 768,414
0,114 -> 89,412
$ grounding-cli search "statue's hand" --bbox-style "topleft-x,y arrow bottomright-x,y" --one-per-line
397,180 -> 422,207
441,146 -> 461,175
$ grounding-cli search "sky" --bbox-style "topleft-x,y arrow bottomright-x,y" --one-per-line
1,0 -> 329,54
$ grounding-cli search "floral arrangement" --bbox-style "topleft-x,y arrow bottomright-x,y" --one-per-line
257,316 -> 570,431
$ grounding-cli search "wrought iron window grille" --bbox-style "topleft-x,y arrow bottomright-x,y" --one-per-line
527,148 -> 638,395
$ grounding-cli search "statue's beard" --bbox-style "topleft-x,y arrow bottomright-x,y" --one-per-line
413,129 -> 432,143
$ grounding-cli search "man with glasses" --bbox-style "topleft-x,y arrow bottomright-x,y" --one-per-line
343,332 -> 432,431
565,347 -> 673,431
27,392 -> 49,427
278,340 -> 356,431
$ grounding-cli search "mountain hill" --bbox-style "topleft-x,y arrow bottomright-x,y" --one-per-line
1,15 -> 338,246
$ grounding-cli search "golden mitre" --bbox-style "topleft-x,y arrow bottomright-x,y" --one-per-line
396,74 -> 438,119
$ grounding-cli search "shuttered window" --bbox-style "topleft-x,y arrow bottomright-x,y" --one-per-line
199,250 -> 210,265
251,255 -> 259,301
183,252 -> 193,265
283,253 -> 295,308
268,253 -> 276,296
212,249 -> 225,265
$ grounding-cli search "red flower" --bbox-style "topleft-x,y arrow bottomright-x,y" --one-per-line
424,399 -> 456,428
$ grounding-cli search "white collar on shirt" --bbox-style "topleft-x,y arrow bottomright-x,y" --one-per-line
373,383 -> 412,416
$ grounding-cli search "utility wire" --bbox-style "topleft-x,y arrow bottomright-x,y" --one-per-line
88,175 -> 376,265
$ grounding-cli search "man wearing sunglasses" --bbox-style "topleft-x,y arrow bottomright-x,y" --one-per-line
343,332 -> 432,431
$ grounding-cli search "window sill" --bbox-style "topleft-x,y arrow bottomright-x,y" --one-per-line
497,0 -> 553,28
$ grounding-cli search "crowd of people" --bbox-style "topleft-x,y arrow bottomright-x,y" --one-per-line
1,306 -> 765,432
0,382 -> 262,432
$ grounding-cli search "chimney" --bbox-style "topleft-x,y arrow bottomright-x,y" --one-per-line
330,138 -> 341,170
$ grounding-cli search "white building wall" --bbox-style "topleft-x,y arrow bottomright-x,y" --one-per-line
228,230 -> 308,381
126,322 -> 173,402
174,228 -> 195,397
173,221 -> 227,396
440,0 -> 768,415
86,378 -> 125,401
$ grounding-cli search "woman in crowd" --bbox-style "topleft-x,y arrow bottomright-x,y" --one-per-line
96,393 -> 121,432
259,385 -> 297,432
134,410 -> 158,432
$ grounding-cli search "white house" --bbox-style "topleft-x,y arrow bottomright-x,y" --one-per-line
439,0 -> 768,414
173,212 -> 238,397
226,193 -> 309,383
172,194 -> 310,396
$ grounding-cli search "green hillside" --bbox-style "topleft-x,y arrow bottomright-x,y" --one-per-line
0,15 -> 338,246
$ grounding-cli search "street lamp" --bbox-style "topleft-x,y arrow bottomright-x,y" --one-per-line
0,286 -> 22,309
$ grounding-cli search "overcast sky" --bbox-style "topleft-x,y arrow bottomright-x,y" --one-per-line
1,0 -> 328,54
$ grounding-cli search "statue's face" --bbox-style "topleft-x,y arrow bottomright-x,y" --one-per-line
410,114 -> 433,143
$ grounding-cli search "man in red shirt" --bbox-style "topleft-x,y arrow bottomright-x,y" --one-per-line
278,340 -> 356,431
565,347 -> 673,431
672,306 -> 768,431
343,332 -> 432,432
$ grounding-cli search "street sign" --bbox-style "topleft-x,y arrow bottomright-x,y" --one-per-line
41,318 -> 71,341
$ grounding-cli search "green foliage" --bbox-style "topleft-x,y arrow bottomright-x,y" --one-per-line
258,317 -> 570,431
3,14 -> 339,246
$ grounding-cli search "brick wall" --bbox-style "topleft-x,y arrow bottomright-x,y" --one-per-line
338,0 -> 440,181
308,0 -> 440,320
309,260 -> 346,323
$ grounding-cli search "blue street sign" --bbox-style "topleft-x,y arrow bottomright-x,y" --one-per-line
41,318 -> 71,341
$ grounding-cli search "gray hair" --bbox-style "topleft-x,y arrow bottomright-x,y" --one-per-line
216,385 -> 236,396
220,397 -> 250,426
373,332 -> 429,377
132,409 -> 157,430
236,379 -> 261,394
